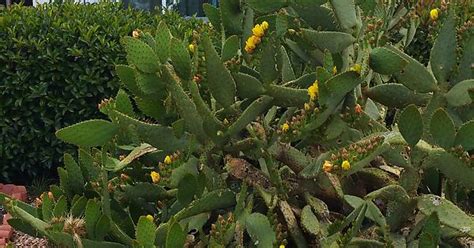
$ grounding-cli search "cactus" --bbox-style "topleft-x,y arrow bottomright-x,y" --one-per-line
280,200 -> 308,247
398,104 -> 423,147
174,189 -> 236,221
85,199 -> 101,239
417,194 -> 474,237
121,37 -> 160,73
225,96 -> 273,138
368,47 -> 408,75
418,213 -> 441,248
365,185 -> 416,231
422,150 -> 474,190
165,221 -> 186,248
429,11 -> 457,83
344,195 -> 387,228
5,1 -> 474,247
329,0 -> 357,31
454,120 -> 474,150
136,216 -> 157,247
365,84 -> 430,108
64,153 -> 85,195
233,72 -> 266,99
300,205 -> 322,236
245,213 -> 277,247
386,45 -> 437,93
429,108 -> 456,149
202,34 -> 237,108
52,196 -> 68,217
301,29 -> 356,53
55,120 -> 119,147
106,143 -> 157,172
222,35 -> 240,61
445,79 -> 474,107
246,0 -> 287,13
220,0 -> 243,35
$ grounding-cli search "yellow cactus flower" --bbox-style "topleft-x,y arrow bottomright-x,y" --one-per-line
350,64 -> 362,74
341,160 -> 351,171
164,155 -> 172,165
245,37 -> 256,52
150,171 -> 160,183
244,34 -> 263,54
281,123 -> 290,132
307,80 -> 319,101
332,66 -> 337,75
132,30 -> 140,38
430,9 -> 439,21
304,103 -> 311,111
245,45 -> 255,54
249,35 -> 261,45
252,24 -> 265,37
188,44 -> 195,53
261,21 -> 269,31
246,36 -> 254,45
146,215 -> 154,222
322,160 -> 333,173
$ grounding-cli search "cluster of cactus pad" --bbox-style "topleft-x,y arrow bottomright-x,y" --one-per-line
1,0 -> 473,247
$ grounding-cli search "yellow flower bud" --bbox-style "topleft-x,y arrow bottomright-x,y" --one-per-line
307,80 -> 319,101
164,155 -> 172,165
188,44 -> 195,53
350,64 -> 362,74
150,171 -> 160,183
250,35 -> 261,45
246,36 -> 256,46
261,21 -> 269,31
323,160 -> 333,173
341,160 -> 351,170
245,45 -> 254,54
281,123 -> 290,132
120,173 -> 130,181
332,66 -> 337,75
304,103 -> 311,111
430,9 -> 439,21
132,30 -> 140,38
252,24 -> 265,37
279,245 -> 285,248
146,214 -> 154,222
354,104 -> 363,114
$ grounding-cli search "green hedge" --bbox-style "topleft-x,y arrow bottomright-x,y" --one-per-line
0,2 -> 205,183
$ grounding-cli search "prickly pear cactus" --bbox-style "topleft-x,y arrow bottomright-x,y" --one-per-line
2,1 -> 473,247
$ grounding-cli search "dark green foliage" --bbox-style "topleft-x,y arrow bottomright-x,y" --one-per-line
0,3 -> 206,182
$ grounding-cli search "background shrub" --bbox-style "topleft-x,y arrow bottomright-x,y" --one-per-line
0,2 -> 205,183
